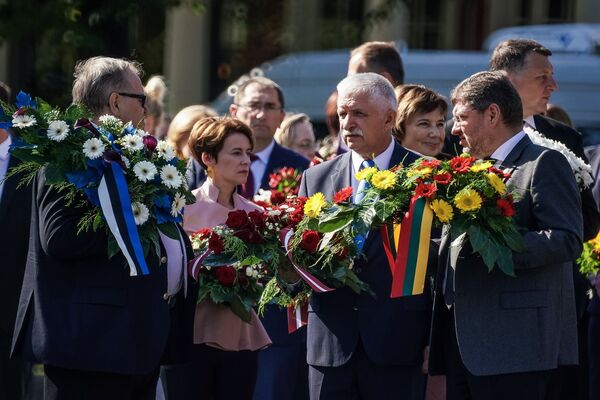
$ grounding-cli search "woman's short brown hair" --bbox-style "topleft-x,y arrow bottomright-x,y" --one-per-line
167,105 -> 217,159
394,85 -> 448,142
188,117 -> 254,170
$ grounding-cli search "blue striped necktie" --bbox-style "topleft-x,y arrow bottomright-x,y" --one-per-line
354,159 -> 375,204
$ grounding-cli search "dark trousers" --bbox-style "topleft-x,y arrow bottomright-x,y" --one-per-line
44,365 -> 159,400
191,343 -> 259,400
444,312 -> 552,400
253,343 -> 309,400
309,340 -> 426,400
589,312 -> 600,400
0,351 -> 26,399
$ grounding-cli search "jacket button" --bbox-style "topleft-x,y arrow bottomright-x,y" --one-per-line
163,293 -> 170,300
160,257 -> 167,264
355,268 -> 362,274
352,306 -> 358,311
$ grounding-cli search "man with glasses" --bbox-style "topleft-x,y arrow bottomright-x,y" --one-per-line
11,56 -> 195,400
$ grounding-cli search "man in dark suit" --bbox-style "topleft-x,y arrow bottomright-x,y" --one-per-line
428,71 -> 582,400
0,82 -> 33,400
299,72 -> 428,399
11,57 -> 195,400
490,40 -> 600,400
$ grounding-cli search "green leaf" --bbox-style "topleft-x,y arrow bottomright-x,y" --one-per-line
468,225 -> 498,272
9,147 -> 45,163
239,255 -> 262,266
158,222 -> 179,240
500,225 -> 526,253
496,248 -> 516,277
107,235 -> 120,259
44,163 -> 66,184
92,213 -> 103,231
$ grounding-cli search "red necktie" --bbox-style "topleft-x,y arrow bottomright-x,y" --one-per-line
239,154 -> 258,199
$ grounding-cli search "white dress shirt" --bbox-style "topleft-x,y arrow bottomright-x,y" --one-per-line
251,140 -> 275,195
0,135 -> 11,201
490,131 -> 526,165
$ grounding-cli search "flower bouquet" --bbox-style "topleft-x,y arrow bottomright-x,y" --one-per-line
578,231 -> 600,276
258,187 -> 374,311
188,210 -> 274,322
2,92 -> 194,276
253,166 -> 302,207
357,155 -> 525,277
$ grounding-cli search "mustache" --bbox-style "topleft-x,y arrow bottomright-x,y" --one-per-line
342,128 -> 364,137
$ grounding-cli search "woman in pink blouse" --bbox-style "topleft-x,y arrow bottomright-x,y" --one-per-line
183,117 -> 271,400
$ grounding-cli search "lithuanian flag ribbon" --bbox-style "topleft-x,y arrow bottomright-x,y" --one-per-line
383,196 -> 433,298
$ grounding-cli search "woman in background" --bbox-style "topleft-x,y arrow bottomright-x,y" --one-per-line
167,105 -> 217,160
395,84 -> 448,158
274,113 -> 316,160
183,117 -> 271,400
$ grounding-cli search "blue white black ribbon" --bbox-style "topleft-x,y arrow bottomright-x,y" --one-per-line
98,162 -> 150,276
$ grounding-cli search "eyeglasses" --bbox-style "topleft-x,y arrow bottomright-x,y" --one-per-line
117,92 -> 147,108
236,102 -> 282,114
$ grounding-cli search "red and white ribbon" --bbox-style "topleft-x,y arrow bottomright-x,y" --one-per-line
188,248 -> 213,281
287,302 -> 308,333
279,227 -> 334,293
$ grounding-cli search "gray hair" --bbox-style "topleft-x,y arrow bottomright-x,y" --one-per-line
337,72 -> 397,111
72,56 -> 143,116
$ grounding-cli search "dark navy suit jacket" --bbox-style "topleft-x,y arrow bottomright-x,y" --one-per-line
11,170 -> 195,374
298,141 -> 432,367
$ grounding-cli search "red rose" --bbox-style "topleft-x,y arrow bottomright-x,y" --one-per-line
433,172 -> 453,185
213,266 -> 236,287
415,182 -> 437,198
333,186 -> 353,204
208,233 -> 225,255
299,230 -> 321,253
143,135 -> 158,152
270,190 -> 286,205
421,159 -> 441,168
309,157 -> 322,167
225,209 -> 249,230
280,167 -> 295,179
496,198 -> 515,217
248,210 -> 267,229
269,173 -> 281,189
193,228 -> 213,240
234,228 -> 264,244
450,156 -> 475,173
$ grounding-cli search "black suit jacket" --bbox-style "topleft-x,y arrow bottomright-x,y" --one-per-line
11,170 -> 195,374
299,141 -> 431,367
0,156 -> 32,355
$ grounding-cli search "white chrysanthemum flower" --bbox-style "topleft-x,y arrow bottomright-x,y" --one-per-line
47,120 -> 70,142
133,161 -> 157,182
268,209 -> 281,217
160,165 -> 183,189
131,202 -> 150,225
156,141 -> 176,161
82,138 -> 105,159
170,192 -> 186,217
122,134 -> 144,151
135,128 -> 147,137
12,115 -> 37,128
254,188 -> 272,203
245,266 -> 254,277
98,115 -> 121,125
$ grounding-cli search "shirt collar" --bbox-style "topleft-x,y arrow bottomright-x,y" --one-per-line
490,131 -> 526,163
523,115 -> 536,129
0,135 -> 11,161
351,137 -> 395,172
254,140 -> 275,164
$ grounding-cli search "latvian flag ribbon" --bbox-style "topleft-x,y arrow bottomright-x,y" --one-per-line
384,196 -> 433,298
287,302 -> 308,333
98,161 -> 150,277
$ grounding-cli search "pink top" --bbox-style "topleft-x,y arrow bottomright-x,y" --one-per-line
183,178 -> 271,351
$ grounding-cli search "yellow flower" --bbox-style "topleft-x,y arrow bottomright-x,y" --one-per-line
486,172 -> 506,195
430,199 -> 454,223
371,170 -> 397,190
304,192 -> 327,218
590,231 -> 600,250
407,167 -> 432,178
454,189 -> 483,212
355,166 -> 378,182
470,161 -> 493,172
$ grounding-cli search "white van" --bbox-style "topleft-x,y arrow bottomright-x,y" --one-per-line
211,24 -> 600,144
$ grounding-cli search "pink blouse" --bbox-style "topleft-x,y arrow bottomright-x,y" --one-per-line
183,179 -> 271,351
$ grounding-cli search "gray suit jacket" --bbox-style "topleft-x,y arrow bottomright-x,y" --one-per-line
431,135 -> 582,376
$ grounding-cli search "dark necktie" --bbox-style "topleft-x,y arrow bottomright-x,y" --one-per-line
239,154 -> 259,199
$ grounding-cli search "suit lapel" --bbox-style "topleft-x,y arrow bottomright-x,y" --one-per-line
261,143 -> 283,189
499,135 -> 531,171
329,152 -> 352,197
